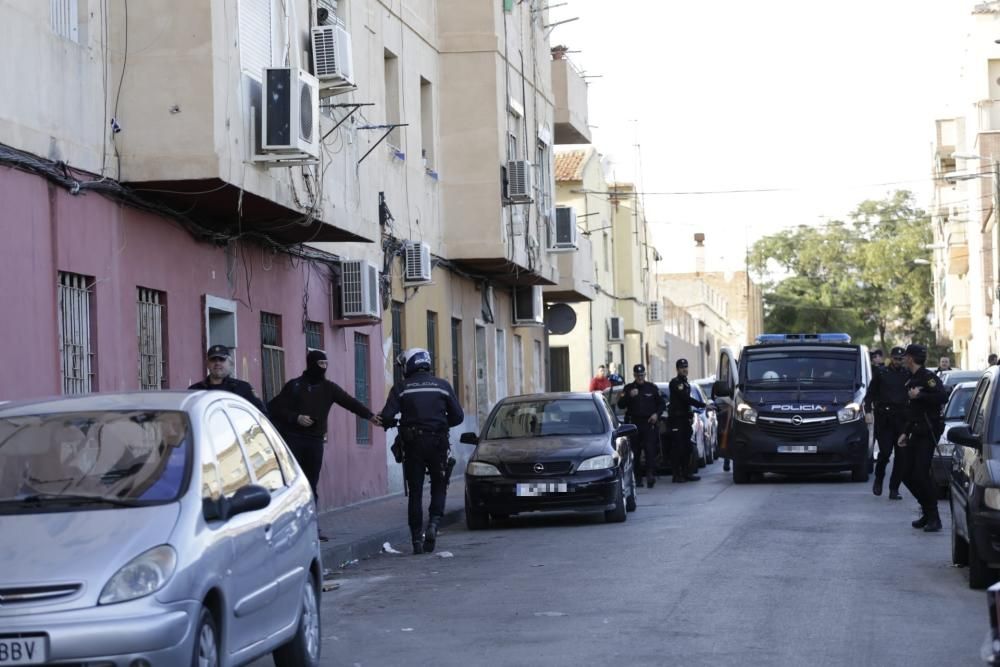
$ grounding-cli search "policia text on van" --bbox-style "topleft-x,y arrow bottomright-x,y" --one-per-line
712,334 -> 875,484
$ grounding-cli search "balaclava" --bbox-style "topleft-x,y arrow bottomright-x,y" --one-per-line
304,350 -> 327,384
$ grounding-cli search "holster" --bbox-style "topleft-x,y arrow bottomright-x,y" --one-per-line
390,436 -> 404,464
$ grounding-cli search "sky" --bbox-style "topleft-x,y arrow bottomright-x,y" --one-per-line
548,0 -> 971,274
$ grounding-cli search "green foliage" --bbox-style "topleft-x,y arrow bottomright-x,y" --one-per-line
749,191 -> 934,350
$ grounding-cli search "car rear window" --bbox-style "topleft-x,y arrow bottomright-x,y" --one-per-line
486,399 -> 605,439
944,386 -> 975,420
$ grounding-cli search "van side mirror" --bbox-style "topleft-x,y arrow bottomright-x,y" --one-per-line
948,425 -> 982,450
460,432 -> 480,445
713,381 -> 732,398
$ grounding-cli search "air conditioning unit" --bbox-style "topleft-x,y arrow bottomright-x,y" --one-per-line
513,286 -> 544,327
506,160 -> 534,203
403,241 -> 432,285
340,259 -> 380,319
260,67 -> 320,160
648,302 -> 662,322
311,24 -> 356,96
549,206 -> 578,252
608,316 -> 625,342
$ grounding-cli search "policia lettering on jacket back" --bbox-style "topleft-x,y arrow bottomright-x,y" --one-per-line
380,348 -> 464,555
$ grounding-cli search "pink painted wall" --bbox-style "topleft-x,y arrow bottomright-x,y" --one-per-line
0,166 -> 387,509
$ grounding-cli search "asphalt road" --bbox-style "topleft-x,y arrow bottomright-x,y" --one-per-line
258,462 -> 989,667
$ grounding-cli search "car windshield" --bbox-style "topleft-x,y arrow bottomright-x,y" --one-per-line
944,386 -> 976,421
0,410 -> 191,506
744,350 -> 857,387
486,399 -> 605,439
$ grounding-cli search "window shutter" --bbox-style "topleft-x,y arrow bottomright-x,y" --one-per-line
239,0 -> 272,78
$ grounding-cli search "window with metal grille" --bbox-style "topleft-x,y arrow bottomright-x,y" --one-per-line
426,311 -> 438,375
354,333 -> 371,444
57,272 -> 95,395
50,0 -> 79,42
391,301 -> 404,386
305,320 -> 324,353
451,318 -> 462,395
239,0 -> 273,78
137,288 -> 167,390
260,312 -> 284,403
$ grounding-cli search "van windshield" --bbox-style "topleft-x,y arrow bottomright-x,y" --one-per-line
744,350 -> 858,388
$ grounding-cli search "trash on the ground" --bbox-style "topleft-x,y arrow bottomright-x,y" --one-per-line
382,542 -> 403,554
323,568 -> 339,578
533,611 -> 567,617
322,580 -> 341,592
401,628 -> 414,632
340,558 -> 360,568
436,551 -> 454,558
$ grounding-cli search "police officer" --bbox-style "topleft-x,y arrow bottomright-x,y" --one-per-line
379,348 -> 464,555
188,344 -> 266,412
898,343 -> 947,532
870,349 -> 885,369
617,364 -> 666,488
667,359 -> 707,483
863,346 -> 910,499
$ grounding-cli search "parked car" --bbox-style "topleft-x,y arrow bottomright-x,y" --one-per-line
942,369 -> 986,396
462,392 -> 637,528
935,381 -> 977,496
949,366 -> 1000,589
607,384 -> 707,471
691,380 -> 719,464
0,391 -> 322,667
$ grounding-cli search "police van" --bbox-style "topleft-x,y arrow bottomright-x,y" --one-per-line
712,333 -> 874,484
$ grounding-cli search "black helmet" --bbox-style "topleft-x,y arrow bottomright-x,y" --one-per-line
402,348 -> 432,377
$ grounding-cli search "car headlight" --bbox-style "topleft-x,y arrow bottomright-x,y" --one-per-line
736,403 -> 757,424
577,454 -> 615,471
99,545 -> 177,605
837,403 -> 862,424
985,488 -> 1000,511
467,461 -> 501,476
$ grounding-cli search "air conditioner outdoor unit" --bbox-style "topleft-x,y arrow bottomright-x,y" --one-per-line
513,286 -> 544,327
260,67 -> 320,160
311,24 -> 356,96
340,259 -> 380,319
506,160 -> 534,203
549,206 -> 578,252
648,302 -> 662,322
403,241 -> 432,284
608,316 -> 625,342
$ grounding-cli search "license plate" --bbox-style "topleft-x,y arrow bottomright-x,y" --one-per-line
516,482 -> 568,496
777,445 -> 818,454
0,636 -> 47,665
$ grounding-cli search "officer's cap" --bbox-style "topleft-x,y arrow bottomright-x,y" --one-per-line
890,346 -> 906,358
207,344 -> 231,360
903,344 -> 927,363
633,364 -> 646,375
676,358 -> 689,369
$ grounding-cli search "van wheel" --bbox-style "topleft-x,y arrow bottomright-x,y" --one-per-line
732,463 -> 750,485
851,463 -> 869,483
191,607 -> 219,667
273,573 -> 321,667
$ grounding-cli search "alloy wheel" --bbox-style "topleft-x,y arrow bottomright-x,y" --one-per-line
198,621 -> 219,667
302,580 -> 321,659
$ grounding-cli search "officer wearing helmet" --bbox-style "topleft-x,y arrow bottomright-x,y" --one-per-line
379,348 -> 464,554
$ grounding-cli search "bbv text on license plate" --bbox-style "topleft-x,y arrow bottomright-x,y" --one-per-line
516,482 -> 569,496
777,445 -> 818,454
0,636 -> 48,665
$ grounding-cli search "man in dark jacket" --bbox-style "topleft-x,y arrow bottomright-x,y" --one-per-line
380,348 -> 464,554
268,350 -> 380,535
666,358 -> 706,483
617,364 -> 666,488
188,345 -> 266,412
864,346 -> 911,499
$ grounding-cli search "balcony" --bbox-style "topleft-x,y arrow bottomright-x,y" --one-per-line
544,236 -> 595,302
551,53 -> 591,145
950,304 -> 972,339
948,231 -> 970,275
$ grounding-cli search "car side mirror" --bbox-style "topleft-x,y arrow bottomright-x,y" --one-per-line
460,432 -> 480,445
948,425 -> 982,450
616,424 -> 638,437
713,381 -> 732,398
226,484 -> 271,519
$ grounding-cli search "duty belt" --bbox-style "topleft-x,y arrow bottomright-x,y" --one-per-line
401,426 -> 447,438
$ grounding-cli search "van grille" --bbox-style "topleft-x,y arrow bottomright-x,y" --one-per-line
757,417 -> 837,441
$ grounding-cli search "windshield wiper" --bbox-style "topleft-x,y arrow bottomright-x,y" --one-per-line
7,494 -> 143,507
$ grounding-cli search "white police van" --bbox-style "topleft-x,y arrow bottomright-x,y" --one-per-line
712,333 -> 874,484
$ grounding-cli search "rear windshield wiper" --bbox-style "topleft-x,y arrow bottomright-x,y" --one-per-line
6,494 -> 144,507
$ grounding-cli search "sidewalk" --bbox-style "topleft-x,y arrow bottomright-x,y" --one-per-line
317,479 -> 467,569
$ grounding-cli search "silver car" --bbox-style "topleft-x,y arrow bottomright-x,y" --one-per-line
0,391 -> 322,667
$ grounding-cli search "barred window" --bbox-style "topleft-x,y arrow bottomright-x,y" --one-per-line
354,333 -> 371,444
260,312 -> 284,403
391,301 -> 404,386
50,0 -> 79,43
137,288 -> 167,390
305,320 -> 324,353
57,272 -> 95,394
426,311 -> 438,376
451,318 -> 462,395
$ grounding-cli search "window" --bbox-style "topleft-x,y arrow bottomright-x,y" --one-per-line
355,333 -> 371,444
420,76 -> 435,169
57,271 -> 95,395
200,424 -> 224,505
972,379 -> 991,435
496,329 -> 508,401
603,231 -> 610,271
536,140 -> 552,213
534,339 -> 543,392
507,126 -> 518,163
205,295 -> 238,363
228,407 -> 285,492
206,409 -> 252,498
384,49 -> 401,147
392,301 -> 405,386
427,311 -> 438,375
239,0 -> 273,78
50,0 -> 80,42
260,312 -> 284,403
513,334 -> 524,395
257,416 -> 299,482
451,318 -> 462,395
306,320 -> 324,353
137,288 -> 167,390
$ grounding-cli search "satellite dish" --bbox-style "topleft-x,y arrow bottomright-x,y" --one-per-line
545,303 -> 577,335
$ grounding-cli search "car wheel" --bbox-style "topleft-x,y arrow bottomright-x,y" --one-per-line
604,477 -> 627,523
191,606 -> 219,667
951,500 -> 969,567
273,572 -> 321,667
732,463 -> 750,484
968,526 -> 997,589
465,492 -> 489,530
850,463 -> 868,483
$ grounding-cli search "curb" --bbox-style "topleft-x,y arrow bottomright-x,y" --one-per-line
320,505 -> 466,568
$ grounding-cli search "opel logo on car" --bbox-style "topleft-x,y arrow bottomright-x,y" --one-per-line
533,463 -> 545,473
791,415 -> 803,426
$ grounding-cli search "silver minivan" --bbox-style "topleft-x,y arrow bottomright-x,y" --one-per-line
0,391 -> 322,666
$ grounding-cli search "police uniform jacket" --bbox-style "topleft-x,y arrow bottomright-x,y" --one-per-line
617,381 -> 666,421
667,375 -> 706,424
380,370 -> 464,435
903,367 -> 948,436
863,365 -> 911,412
189,376 -> 266,413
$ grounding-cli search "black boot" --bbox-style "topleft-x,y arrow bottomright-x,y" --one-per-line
872,477 -> 884,497
646,475 -> 656,489
423,516 -> 441,553
685,473 -> 701,482
411,528 -> 424,555
923,511 -> 943,533
889,489 -> 902,500
722,459 -> 731,472
911,514 -> 928,529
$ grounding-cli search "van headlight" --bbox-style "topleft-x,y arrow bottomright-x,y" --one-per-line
99,545 -> 177,605
467,461 -> 501,476
837,403 -> 862,423
577,455 -> 615,471
985,488 -> 1000,511
736,403 -> 758,424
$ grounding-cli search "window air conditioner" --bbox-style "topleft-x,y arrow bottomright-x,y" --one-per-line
513,286 -> 544,327
261,67 -> 320,160
608,316 -> 625,342
340,259 -> 380,319
506,160 -> 534,203
549,206 -> 578,252
648,302 -> 662,322
403,241 -> 432,285
311,24 -> 356,96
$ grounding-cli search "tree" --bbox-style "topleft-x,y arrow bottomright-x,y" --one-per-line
749,191 -> 934,349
